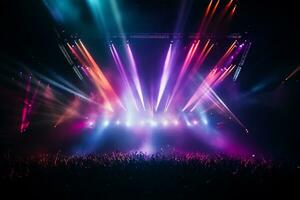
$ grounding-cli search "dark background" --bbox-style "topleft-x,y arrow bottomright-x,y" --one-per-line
0,0 -> 299,159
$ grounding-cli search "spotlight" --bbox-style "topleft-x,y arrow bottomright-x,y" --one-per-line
103,120 -> 110,127
173,120 -> 179,126
126,121 -> 131,127
192,120 -> 198,125
140,120 -> 145,126
115,120 -> 120,125
87,120 -> 95,128
88,121 -> 94,126
150,120 -> 158,127
162,119 -> 168,126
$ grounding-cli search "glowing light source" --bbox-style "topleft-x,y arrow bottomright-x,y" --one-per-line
88,121 -> 94,126
192,120 -> 198,125
140,120 -> 145,126
103,120 -> 110,127
173,120 -> 179,126
162,119 -> 169,126
126,121 -> 131,127
150,120 -> 158,127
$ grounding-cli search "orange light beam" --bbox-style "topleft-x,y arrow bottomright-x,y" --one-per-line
285,66 -> 300,81
78,39 -> 125,111
197,0 -> 213,37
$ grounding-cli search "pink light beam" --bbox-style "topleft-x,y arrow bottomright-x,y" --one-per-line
126,44 -> 146,110
155,43 -> 172,111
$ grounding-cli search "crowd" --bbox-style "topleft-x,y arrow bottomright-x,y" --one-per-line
0,151 -> 299,198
